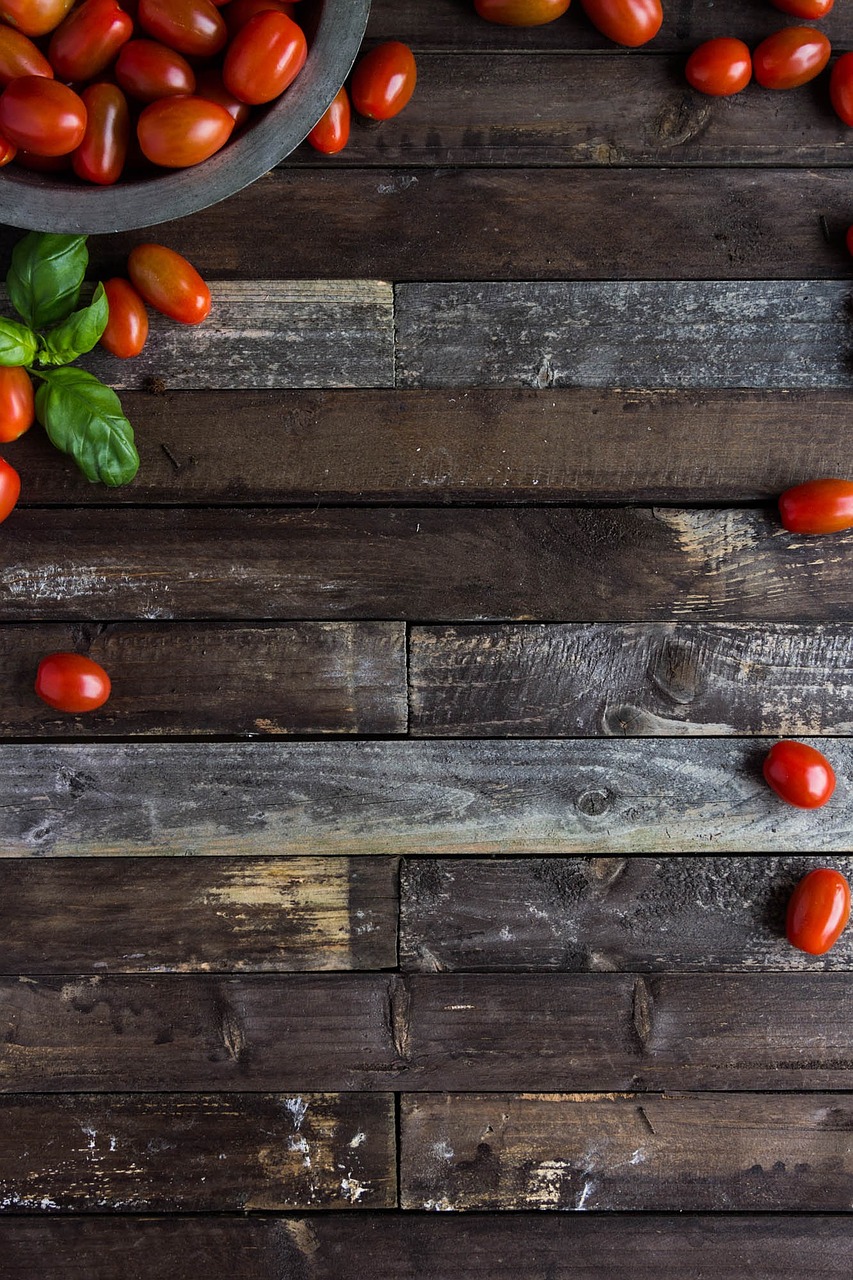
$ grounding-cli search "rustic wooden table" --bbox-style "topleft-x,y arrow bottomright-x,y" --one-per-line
1,0 -> 853,1275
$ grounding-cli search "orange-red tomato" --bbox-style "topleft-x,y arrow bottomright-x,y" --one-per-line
128,243 -> 212,324
48,0 -> 133,82
0,23 -> 54,83
0,366 -> 33,442
0,454 -> 21,522
137,95 -> 233,167
830,52 -> 853,125
771,0 -> 834,17
307,85 -> 350,154
0,0 -> 75,38
223,0 -> 296,37
100,277 -> 149,357
753,26 -> 831,89
72,83 -> 130,185
763,740 -> 836,809
474,0 -> 572,25
686,38 -> 752,96
786,868 -> 850,955
115,40 -> 196,102
778,478 -> 853,534
223,11 -> 307,105
580,0 -> 662,48
350,41 -> 417,121
0,76 -> 86,156
137,0 -> 227,58
35,652 -> 112,713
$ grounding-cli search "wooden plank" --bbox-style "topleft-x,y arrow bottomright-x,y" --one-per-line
2,1215 -> 851,1280
0,975 -> 399,1092
396,280 -> 853,389
401,1092 -> 853,1210
410,623 -> 853,737
0,1093 -> 394,1211
0,857 -> 397,972
13,387 -> 853,507
0,623 -> 406,738
2,508 -> 850,622
400,856 -> 853,972
1,740 -> 851,855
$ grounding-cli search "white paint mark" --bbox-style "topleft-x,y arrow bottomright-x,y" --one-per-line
284,1097 -> 309,1130
349,1132 -> 367,1149
340,1177 -> 367,1203
431,1140 -> 455,1162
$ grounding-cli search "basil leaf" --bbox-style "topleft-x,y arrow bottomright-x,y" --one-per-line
6,232 -> 89,330
0,316 -> 38,367
37,283 -> 109,367
35,367 -> 139,488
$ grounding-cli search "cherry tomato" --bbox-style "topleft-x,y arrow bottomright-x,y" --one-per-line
223,11 -> 307,105
0,76 -> 86,156
195,66 -> 251,128
35,652 -> 112,713
0,366 -> 34,442
830,52 -> 853,125
115,40 -> 196,102
753,26 -> 831,89
786,868 -> 850,955
0,127 -> 14,164
137,95 -> 233,167
72,83 -> 130,185
580,0 -> 662,48
474,0 -> 572,24
100,277 -> 149,358
778,478 -> 853,534
0,24 -> 54,83
0,0 -> 74,37
48,0 -> 133,83
686,38 -> 752,96
0,454 -> 21,523
128,243 -> 211,324
137,0 -> 227,58
350,41 -> 417,121
307,85 -> 350,154
223,0 -> 296,37
771,0 -> 834,17
763,740 -> 836,809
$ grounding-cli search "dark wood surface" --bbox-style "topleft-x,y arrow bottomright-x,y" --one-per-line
2,0 -> 852,1272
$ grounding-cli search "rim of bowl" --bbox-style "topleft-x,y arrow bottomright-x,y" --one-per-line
0,0 -> 372,234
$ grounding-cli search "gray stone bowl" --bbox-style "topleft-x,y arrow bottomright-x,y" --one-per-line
0,0 -> 371,233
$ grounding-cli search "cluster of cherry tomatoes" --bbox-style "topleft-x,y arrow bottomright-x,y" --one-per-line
474,0 -> 662,48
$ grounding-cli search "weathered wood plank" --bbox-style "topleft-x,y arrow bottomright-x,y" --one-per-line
401,856 -> 853,972
2,508 -> 850,622
0,623 -> 406,738
396,280 -> 853,389
9,387 -> 853,506
2,1215 -> 851,1280
401,1092 -> 853,1210
1,741 -> 850,855
0,857 -> 397,972
410,623 -> 853,737
0,1093 -> 394,1211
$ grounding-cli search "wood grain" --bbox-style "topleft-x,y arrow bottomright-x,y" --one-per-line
13,388 -> 853,506
396,280 -> 853,389
2,1215 -> 851,1280
401,1092 -> 853,1210
400,856 -> 853,972
0,623 -> 406,738
3,508 -> 850,622
409,623 -> 853,736
2,740 -> 851,855
0,1093 -> 395,1211
0,857 -> 397,972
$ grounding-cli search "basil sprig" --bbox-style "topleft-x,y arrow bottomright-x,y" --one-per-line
34,367 -> 139,488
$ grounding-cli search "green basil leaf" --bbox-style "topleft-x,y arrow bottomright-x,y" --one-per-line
34,367 -> 139,488
0,316 -> 38,367
37,283 -> 109,367
6,232 -> 89,330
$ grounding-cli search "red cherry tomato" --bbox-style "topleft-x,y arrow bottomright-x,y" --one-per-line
0,366 -> 34,442
580,0 -> 662,48
0,128 -> 15,164
35,652 -> 111,713
0,24 -> 54,83
100,278 -> 149,358
137,0 -> 227,58
223,11 -> 307,105
137,95 -> 233,167
686,38 -> 752,96
753,26 -> 831,89
350,41 -> 417,121
115,40 -> 196,102
223,0 -> 296,37
48,0 -> 133,82
786,868 -> 850,955
778,478 -> 853,534
771,0 -> 834,17
72,83 -> 130,186
128,243 -> 212,325
0,0 -> 74,37
307,85 -> 350,154
0,454 -> 21,523
474,0 -> 572,24
0,76 -> 86,156
195,66 -> 251,128
763,740 -> 836,809
830,52 -> 853,125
